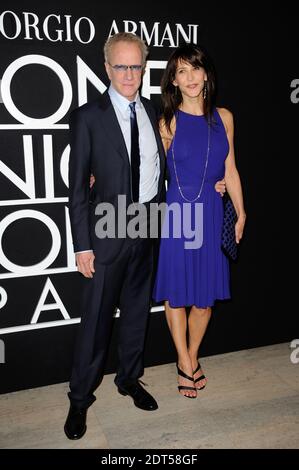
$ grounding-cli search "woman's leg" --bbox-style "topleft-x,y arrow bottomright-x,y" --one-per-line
188,307 -> 212,389
164,301 -> 196,398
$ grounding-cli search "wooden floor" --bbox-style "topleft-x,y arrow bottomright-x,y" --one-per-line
0,342 -> 298,449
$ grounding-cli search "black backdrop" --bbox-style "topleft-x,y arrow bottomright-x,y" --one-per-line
0,2 -> 296,393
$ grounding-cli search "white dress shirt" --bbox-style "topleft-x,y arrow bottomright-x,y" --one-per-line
108,85 -> 160,203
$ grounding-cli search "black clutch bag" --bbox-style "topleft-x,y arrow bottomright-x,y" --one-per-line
221,194 -> 238,261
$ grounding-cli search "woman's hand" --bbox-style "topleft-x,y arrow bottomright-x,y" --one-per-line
215,178 -> 226,196
235,213 -> 246,243
90,174 -> 95,188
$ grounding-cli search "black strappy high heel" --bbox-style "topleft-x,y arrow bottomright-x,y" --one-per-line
193,362 -> 207,391
176,364 -> 197,398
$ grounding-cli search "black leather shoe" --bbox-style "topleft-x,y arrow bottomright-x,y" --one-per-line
64,405 -> 87,440
117,381 -> 158,411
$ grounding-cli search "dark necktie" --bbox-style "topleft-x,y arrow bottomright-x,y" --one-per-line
129,101 -> 140,203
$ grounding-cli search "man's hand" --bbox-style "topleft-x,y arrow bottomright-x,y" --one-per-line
215,178 -> 226,196
76,252 -> 95,278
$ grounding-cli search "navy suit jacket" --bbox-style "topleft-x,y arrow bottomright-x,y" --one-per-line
68,91 -> 166,265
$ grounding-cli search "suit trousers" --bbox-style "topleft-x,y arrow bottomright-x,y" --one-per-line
68,200 -> 156,409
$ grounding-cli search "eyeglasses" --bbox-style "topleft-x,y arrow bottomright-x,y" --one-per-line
108,63 -> 143,73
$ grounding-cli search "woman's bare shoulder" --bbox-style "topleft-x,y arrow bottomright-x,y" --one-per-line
159,117 -> 176,153
217,107 -> 234,132
159,117 -> 176,139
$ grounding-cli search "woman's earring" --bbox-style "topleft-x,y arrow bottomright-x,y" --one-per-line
174,85 -> 178,96
203,81 -> 207,100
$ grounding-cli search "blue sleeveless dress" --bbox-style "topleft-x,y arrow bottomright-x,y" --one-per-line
153,109 -> 231,308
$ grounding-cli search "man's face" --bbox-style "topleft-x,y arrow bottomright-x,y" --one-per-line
105,41 -> 143,101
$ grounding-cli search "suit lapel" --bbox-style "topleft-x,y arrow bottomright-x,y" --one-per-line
97,91 -> 130,165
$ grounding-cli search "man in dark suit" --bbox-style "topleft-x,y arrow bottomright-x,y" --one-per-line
64,32 -> 166,440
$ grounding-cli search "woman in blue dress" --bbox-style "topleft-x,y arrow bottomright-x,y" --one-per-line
153,43 -> 246,398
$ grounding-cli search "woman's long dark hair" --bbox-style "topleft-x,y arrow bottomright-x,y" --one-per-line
161,43 -> 217,134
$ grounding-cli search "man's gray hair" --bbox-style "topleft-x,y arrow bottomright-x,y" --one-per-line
104,32 -> 148,65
